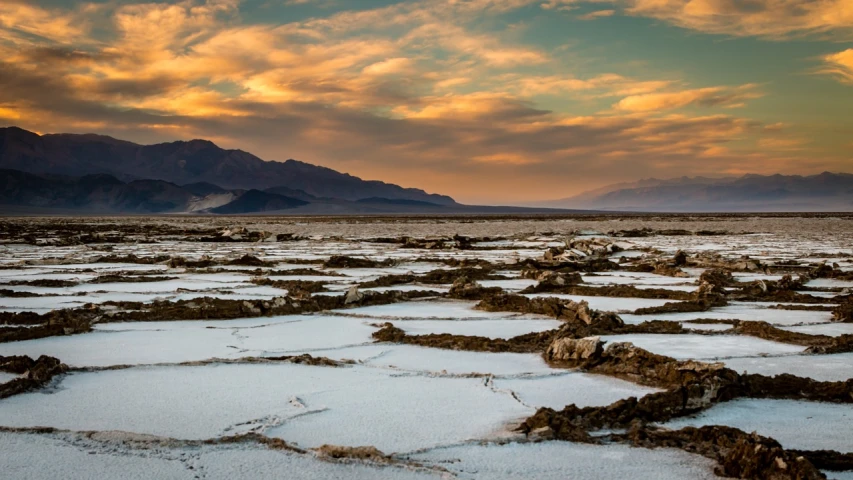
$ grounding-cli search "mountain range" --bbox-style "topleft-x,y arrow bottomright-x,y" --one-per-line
534,173 -> 853,212
0,126 -> 453,205
0,126 -> 574,215
3,126 -> 851,214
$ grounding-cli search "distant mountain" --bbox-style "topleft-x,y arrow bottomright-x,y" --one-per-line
210,190 -> 308,214
181,182 -> 230,197
0,126 -> 455,205
355,197 -> 441,206
0,168 -> 588,215
0,169 -> 197,213
535,173 -> 853,212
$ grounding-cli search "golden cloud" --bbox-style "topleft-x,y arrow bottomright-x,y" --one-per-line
614,85 -> 763,112
820,48 -> 853,84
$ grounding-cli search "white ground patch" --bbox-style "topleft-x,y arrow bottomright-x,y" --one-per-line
335,300 -> 517,319
197,448 -> 438,479
0,364 -> 532,453
824,471 -> 853,480
407,441 -> 722,480
234,315 -> 379,354
0,432 -> 190,480
0,372 -> 19,383
781,323 -> 853,337
493,373 -> 662,409
0,329 -> 243,368
621,304 -> 834,325
598,334 -> 805,360
339,344 -> 557,376
724,353 -> 853,382
662,399 -> 853,451
0,315 -> 380,366
391,318 -> 561,339
682,322 -> 733,332
0,432 -> 438,480
806,278 -> 853,288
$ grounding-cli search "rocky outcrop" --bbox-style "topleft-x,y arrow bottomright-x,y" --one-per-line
520,271 -> 583,293
633,296 -> 726,315
833,299 -> 853,322
544,337 -> 604,367
0,355 -> 68,399
476,294 -> 623,328
0,309 -> 93,343
620,426 -> 825,480
447,277 -> 502,300
324,256 -> 395,269
344,286 -> 365,304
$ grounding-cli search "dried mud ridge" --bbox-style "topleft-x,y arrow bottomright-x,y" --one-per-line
0,355 -> 67,399
0,426 -> 441,474
371,294 -> 853,479
3,224 -> 853,479
520,336 -> 852,480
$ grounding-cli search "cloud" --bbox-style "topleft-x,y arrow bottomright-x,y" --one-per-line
614,85 -> 763,112
623,0 -> 853,39
578,9 -> 615,20
0,0 -> 844,203
538,0 -> 853,39
819,48 -> 853,84
0,1 -> 90,44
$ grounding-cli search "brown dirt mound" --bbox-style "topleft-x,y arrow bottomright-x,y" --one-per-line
0,355 -> 68,399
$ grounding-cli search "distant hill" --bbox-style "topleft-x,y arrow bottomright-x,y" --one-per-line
0,168 -> 588,215
534,173 -> 853,212
210,190 -> 308,214
0,126 -> 455,205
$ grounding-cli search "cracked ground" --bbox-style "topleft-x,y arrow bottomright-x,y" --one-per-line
1,214 -> 852,479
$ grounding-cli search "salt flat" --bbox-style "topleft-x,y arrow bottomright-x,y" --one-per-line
1,215 -> 851,479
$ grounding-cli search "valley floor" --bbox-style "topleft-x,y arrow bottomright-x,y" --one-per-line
0,214 -> 851,479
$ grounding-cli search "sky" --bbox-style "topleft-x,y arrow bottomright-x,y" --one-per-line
1,0 -> 852,204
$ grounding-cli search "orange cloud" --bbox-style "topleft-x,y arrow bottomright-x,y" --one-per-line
820,48 -> 853,84
578,9 -> 615,20
614,85 -> 763,112
537,0 -> 853,39
0,0 -> 845,203
0,1 -> 90,44
624,0 -> 853,39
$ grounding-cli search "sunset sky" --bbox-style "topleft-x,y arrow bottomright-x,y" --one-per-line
1,0 -> 852,203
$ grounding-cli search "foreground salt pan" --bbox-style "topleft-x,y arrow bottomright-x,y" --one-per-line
598,334 -> 805,360
0,364 -> 531,453
0,431 -> 436,480
408,441 -> 721,480
662,399 -> 853,451
724,352 -> 853,382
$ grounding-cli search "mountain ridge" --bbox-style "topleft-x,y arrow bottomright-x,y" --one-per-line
0,126 -> 455,205
534,172 -> 853,212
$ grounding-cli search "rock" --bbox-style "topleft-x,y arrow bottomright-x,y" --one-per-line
228,254 -> 270,267
699,269 -> 735,290
324,256 -> 394,269
560,300 -> 594,325
344,286 -> 365,304
674,250 -> 688,266
0,355 -> 68,399
314,445 -> 392,463
537,271 -> 582,288
544,336 -> 604,367
832,298 -> 853,322
448,277 -> 502,299
242,301 -> 262,315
